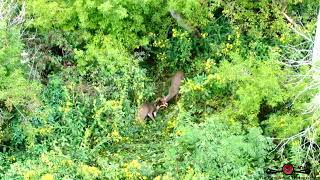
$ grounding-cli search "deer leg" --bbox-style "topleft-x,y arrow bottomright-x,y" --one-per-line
147,113 -> 155,121
175,95 -> 178,102
175,93 -> 182,102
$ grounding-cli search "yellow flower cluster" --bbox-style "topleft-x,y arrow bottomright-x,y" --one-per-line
222,29 -> 242,54
212,74 -> 225,83
110,130 -> 123,143
123,160 -> 143,179
222,43 -> 233,54
128,160 -> 141,169
205,59 -> 215,73
154,174 -> 175,180
172,28 -> 189,38
201,33 -> 208,38
172,28 -> 177,37
148,32 -> 156,37
41,153 -> 53,168
41,173 -> 54,180
235,31 -> 241,47
38,127 -> 52,136
279,35 -> 285,43
214,74 -> 221,80
66,82 -> 74,90
8,155 -> 16,162
158,52 -> 167,62
79,164 -> 101,178
24,170 -> 36,180
58,101 -> 72,113
153,40 -> 166,48
93,100 -> 120,119
176,130 -> 183,136
279,118 -> 285,127
63,159 -> 73,167
110,100 -> 120,110
292,140 -> 300,147
166,119 -> 177,131
183,166 -> 208,180
190,82 -> 204,91
5,99 -> 13,112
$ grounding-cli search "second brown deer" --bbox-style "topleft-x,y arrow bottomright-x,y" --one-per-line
159,71 -> 184,107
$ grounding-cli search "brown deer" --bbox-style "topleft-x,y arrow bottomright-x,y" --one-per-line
159,71 -> 184,107
138,102 -> 162,121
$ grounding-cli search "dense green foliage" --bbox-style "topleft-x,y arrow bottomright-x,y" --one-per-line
0,0 -> 320,179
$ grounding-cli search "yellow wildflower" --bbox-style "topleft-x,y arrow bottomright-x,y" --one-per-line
123,160 -> 143,178
292,140 -> 300,146
223,47 -> 228,53
236,32 -> 240,39
214,74 -> 221,80
207,74 -> 215,81
226,43 -> 233,49
64,107 -> 71,113
111,130 -> 122,143
176,130 -> 183,136
187,166 -> 194,174
279,118 -> 285,127
66,101 -> 72,106
167,119 -> 177,129
40,153 -> 50,164
39,127 -> 52,135
66,83 -> 73,89
8,156 -> 16,162
41,173 -> 54,180
172,28 -> 177,37
205,59 -> 215,73
24,170 -> 36,180
80,164 -> 101,177
128,160 -> 141,169
280,35 -> 285,43
65,159 -> 73,166
192,84 -> 204,91
111,130 -> 119,137
201,33 -> 208,38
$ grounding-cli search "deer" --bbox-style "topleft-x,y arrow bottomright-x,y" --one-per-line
138,102 -> 165,121
159,71 -> 184,108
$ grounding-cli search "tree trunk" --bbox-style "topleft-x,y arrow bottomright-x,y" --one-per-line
312,10 -> 320,65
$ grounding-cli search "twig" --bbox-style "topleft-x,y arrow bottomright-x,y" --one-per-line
283,12 -> 313,42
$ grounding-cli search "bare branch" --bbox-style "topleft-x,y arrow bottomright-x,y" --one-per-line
312,10 -> 320,64
0,0 -> 26,28
283,12 -> 313,42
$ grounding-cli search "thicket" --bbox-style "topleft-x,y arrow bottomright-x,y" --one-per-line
0,0 -> 319,179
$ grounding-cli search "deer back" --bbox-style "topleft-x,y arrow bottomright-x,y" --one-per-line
164,71 -> 184,102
